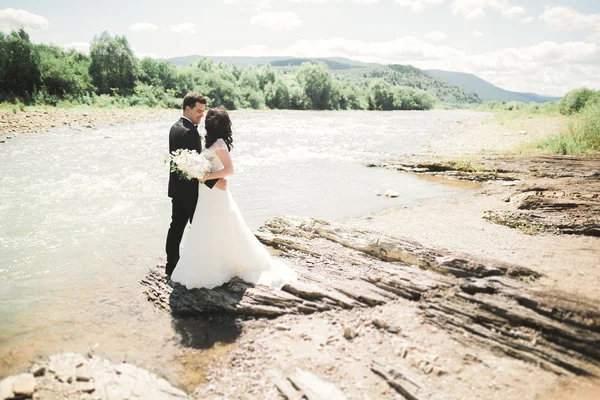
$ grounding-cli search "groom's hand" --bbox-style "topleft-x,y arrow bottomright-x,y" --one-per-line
215,178 -> 228,191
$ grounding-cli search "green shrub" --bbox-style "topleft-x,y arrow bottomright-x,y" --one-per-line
559,88 -> 596,115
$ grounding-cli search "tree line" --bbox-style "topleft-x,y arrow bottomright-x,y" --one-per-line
0,30 -> 436,111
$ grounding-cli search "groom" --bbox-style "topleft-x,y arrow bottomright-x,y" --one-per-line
165,93 -> 227,278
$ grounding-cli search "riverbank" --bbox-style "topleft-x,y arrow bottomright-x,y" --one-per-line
1,110 -> 598,399
0,107 -> 178,135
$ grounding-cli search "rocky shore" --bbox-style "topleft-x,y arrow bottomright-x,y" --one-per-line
0,353 -> 187,400
2,110 -> 599,399
0,108 -> 178,136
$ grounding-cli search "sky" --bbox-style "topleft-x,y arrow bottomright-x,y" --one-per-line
1,0 -> 599,96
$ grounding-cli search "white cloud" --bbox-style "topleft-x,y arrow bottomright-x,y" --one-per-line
223,0 -> 380,8
291,0 -> 380,3
171,22 -> 197,35
521,16 -> 533,24
130,23 -> 158,32
592,27 -> 600,44
425,31 -> 448,42
539,6 -> 600,31
63,42 -> 90,55
136,52 -> 158,59
224,0 -> 274,9
473,30 -> 483,37
396,0 -> 445,13
0,8 -> 49,32
451,0 -> 528,20
437,41 -> 600,95
504,6 -> 525,18
250,11 -> 302,31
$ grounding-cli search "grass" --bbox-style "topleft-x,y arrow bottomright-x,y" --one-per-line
516,222 -> 547,236
452,158 -> 487,173
536,102 -> 600,155
474,98 -> 599,156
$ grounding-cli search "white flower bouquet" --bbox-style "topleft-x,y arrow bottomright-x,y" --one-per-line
168,149 -> 211,180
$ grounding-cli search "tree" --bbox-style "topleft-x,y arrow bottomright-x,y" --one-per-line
296,62 -> 333,109
259,65 -> 277,90
0,29 -> 41,100
368,80 -> 395,110
264,79 -> 290,109
138,58 -> 177,90
339,83 -> 365,110
89,32 -> 137,95
37,44 -> 93,99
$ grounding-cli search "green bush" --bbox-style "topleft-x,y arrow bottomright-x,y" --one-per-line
559,88 -> 596,115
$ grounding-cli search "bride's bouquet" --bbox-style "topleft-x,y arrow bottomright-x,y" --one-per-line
168,149 -> 211,180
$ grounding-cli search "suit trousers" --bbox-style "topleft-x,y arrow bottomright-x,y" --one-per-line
165,196 -> 197,276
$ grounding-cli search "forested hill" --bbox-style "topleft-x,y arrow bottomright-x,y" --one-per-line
168,55 -> 375,68
330,64 -> 482,105
271,58 -> 358,70
371,65 -> 481,105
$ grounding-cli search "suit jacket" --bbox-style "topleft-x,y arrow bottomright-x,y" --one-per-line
168,117 -> 217,199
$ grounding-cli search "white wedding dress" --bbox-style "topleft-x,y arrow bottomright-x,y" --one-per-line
171,138 -> 297,290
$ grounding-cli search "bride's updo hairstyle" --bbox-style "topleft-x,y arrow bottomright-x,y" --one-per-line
204,108 -> 233,151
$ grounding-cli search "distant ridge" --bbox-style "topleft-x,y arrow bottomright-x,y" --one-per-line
167,55 -> 376,68
167,55 -> 292,66
426,69 -> 562,103
270,57 -> 377,69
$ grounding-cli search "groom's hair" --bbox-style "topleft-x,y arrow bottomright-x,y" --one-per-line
182,93 -> 206,111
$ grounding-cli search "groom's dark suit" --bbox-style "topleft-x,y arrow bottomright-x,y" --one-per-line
165,117 -> 218,276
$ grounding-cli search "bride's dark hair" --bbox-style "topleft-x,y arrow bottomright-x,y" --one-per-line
204,108 -> 233,151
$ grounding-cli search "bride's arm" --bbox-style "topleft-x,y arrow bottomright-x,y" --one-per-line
202,148 -> 234,181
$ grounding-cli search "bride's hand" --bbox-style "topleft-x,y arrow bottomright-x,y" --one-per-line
201,173 -> 210,181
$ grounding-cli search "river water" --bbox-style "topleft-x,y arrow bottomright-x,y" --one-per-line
0,109 -> 486,381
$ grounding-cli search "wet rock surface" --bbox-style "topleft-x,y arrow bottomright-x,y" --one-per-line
372,155 -> 600,237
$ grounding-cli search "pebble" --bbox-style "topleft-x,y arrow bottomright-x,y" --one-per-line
275,324 -> 291,331
0,377 -> 15,399
12,374 -> 37,396
30,364 -> 46,377
343,327 -> 358,340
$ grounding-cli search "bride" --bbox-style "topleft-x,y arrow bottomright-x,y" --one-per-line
171,108 -> 297,290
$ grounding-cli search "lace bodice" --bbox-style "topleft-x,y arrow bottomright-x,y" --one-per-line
202,138 -> 228,172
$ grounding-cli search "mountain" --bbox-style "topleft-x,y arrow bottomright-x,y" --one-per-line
167,55 -> 291,66
270,57 -> 376,69
167,55 -> 376,68
426,69 -> 561,103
